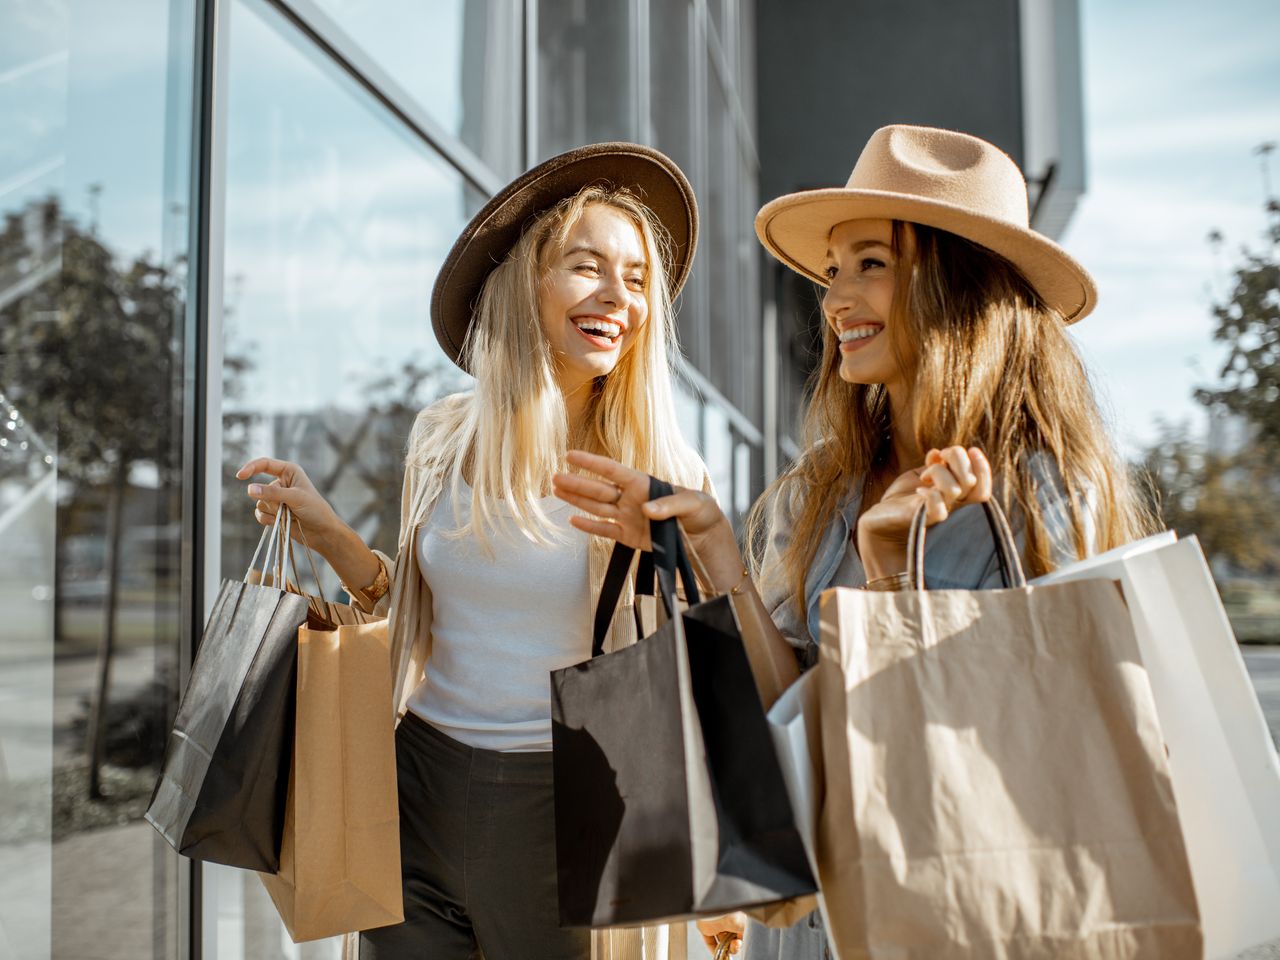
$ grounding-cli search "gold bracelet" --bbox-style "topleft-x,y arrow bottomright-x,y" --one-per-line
343,558 -> 389,609
863,571 -> 910,592
728,567 -> 752,596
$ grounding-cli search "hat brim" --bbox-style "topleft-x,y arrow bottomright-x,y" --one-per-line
755,188 -> 1096,323
432,142 -> 698,371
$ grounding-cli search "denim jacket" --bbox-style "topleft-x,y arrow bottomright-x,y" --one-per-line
757,453 -> 1089,668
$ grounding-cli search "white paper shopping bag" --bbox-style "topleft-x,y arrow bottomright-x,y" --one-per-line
1041,534 -> 1280,959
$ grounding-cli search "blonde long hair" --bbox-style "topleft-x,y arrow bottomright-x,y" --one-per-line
420,185 -> 702,545
748,221 -> 1154,613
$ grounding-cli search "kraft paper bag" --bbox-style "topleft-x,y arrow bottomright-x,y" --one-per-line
258,604 -> 403,942
1038,534 -> 1280,958
814,503 -> 1201,960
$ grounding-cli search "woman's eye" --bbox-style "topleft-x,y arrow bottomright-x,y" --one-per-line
575,262 -> 600,275
860,257 -> 886,271
625,275 -> 646,288
822,264 -> 838,281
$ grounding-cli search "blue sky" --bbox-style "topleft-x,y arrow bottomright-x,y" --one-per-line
8,0 -> 1277,456
1060,0 -> 1280,455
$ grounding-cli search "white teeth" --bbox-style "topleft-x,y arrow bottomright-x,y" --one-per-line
839,326 -> 880,343
573,319 -> 622,339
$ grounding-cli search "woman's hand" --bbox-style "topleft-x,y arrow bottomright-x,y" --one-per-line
694,913 -> 746,955
235,457 -> 346,552
236,457 -> 384,596
856,445 -> 993,580
552,450 -> 745,593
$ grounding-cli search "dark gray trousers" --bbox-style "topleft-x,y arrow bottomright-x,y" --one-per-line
359,713 -> 590,960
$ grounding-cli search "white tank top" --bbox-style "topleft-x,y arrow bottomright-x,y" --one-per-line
406,480 -> 592,752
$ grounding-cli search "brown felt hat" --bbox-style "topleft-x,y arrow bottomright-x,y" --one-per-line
755,124 -> 1097,323
431,141 -> 698,370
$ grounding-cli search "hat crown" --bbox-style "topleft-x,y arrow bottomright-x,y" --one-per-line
846,125 -> 1030,228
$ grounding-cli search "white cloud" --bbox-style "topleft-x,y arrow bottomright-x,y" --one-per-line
1064,0 -> 1280,451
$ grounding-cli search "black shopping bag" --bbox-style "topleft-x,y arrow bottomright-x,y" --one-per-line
145,509 -> 312,871
550,478 -> 815,927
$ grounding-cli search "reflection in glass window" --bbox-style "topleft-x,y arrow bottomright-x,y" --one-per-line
650,0 -> 693,177
650,0 -> 700,364
536,0 -> 634,158
674,378 -> 703,457
306,0 -> 522,180
0,0 -> 192,957
703,401 -> 734,520
213,1 -> 480,952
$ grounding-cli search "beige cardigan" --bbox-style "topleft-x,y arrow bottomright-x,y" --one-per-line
343,392 -> 707,960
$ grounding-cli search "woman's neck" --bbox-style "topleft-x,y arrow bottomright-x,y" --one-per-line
560,376 -> 595,448
886,385 -> 923,473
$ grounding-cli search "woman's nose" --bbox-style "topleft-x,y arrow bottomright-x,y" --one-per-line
823,281 -> 856,326
597,270 -> 626,306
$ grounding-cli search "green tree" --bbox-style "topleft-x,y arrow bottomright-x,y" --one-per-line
1141,421 -> 1280,576
1142,166 -> 1280,577
1196,201 -> 1280,458
1,203 -> 183,798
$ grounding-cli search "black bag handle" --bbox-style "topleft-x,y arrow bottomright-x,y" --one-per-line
646,476 -> 701,615
593,541 -> 638,656
906,498 -> 1027,590
590,476 -> 701,657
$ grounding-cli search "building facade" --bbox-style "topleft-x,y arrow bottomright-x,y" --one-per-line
0,1 -> 1082,957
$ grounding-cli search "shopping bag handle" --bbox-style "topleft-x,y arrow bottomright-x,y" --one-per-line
245,506 -> 288,584
646,476 -> 702,614
906,498 -> 1026,590
590,476 -> 701,657
243,506 -> 335,625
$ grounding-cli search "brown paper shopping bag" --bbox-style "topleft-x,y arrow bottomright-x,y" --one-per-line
257,541 -> 403,942
814,503 -> 1201,960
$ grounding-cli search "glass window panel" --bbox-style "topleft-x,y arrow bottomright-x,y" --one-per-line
0,0 -> 193,956
305,0 -> 522,180
704,67 -> 736,405
0,2 -> 66,215
736,0 -> 756,135
650,0 -> 693,175
707,0 -> 727,50
674,378 -> 703,454
733,439 -> 752,517
536,0 -> 634,158
737,142 -> 761,426
702,400 -> 733,519
212,5 -> 480,951
650,0 -> 700,364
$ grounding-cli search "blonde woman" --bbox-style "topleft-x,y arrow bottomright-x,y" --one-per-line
237,143 -> 716,959
554,125 -> 1154,958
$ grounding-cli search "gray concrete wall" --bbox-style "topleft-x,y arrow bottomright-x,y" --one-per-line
756,0 -> 1025,201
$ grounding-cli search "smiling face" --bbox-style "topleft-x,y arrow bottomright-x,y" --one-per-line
538,203 -> 650,396
821,218 -> 910,391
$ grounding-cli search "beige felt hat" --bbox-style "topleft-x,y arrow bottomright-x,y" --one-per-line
755,124 -> 1097,323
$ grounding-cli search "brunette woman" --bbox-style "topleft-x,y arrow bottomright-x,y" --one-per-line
554,125 -> 1153,958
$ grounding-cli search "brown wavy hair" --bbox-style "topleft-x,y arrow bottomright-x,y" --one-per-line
747,220 -> 1154,615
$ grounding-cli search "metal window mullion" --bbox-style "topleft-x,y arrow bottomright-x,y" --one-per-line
265,0 -> 505,197
525,0 -> 538,167
635,0 -> 651,143
186,0 -> 232,954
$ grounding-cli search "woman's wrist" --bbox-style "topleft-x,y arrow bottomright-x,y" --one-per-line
697,519 -> 752,595
316,522 -> 380,589
856,525 -> 907,582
